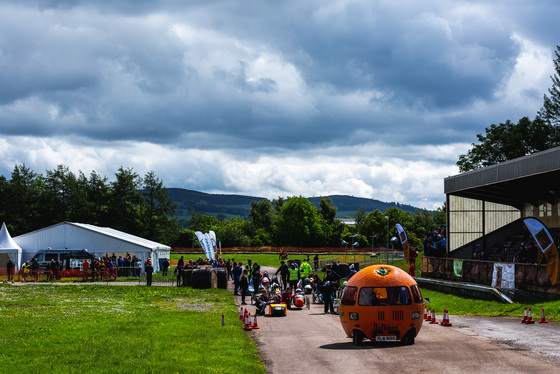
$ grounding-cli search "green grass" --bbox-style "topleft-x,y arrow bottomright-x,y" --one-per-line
0,285 -> 265,374
420,288 -> 560,320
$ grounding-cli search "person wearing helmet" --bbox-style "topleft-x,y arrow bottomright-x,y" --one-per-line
348,263 -> 357,278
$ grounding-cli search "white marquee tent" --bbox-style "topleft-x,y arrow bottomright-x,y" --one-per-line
0,222 -> 22,271
14,222 -> 170,272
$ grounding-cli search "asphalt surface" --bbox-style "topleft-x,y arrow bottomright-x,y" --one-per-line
233,267 -> 560,374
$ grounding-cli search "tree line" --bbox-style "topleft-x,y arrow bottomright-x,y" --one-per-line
0,164 -> 445,251
177,196 -> 446,251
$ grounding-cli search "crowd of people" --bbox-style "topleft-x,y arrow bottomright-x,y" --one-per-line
224,255 -> 344,316
6,253 -> 164,282
423,227 -> 447,257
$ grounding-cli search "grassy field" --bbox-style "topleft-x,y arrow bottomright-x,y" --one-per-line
0,285 -> 265,374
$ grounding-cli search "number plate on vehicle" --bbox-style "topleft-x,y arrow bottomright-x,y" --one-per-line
375,335 -> 397,341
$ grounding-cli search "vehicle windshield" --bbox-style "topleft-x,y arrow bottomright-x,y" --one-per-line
357,286 -> 412,306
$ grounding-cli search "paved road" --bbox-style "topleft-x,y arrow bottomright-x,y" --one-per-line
233,267 -> 560,374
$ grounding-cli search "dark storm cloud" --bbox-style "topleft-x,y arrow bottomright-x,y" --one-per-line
0,1 -> 558,208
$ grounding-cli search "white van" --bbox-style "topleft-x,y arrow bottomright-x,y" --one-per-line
28,249 -> 81,268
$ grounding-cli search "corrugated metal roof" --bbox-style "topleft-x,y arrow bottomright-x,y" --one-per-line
444,146 -> 560,208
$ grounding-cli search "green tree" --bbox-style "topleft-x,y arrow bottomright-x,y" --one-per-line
539,45 -> 560,127
8,164 -> 44,233
411,209 -> 436,238
319,197 -> 337,223
249,199 -> 275,232
188,210 -> 220,233
433,203 -> 446,227
354,204 -> 367,236
360,209 -> 388,247
214,217 -> 252,247
141,171 -> 178,243
107,167 -> 143,235
274,196 -> 326,247
43,165 -> 76,224
86,171 -> 110,225
456,117 -> 558,172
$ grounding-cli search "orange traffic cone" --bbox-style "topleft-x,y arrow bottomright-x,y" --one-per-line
221,314 -> 226,327
423,306 -> 428,320
539,308 -> 548,323
430,309 -> 438,324
252,313 -> 260,329
239,307 -> 244,321
425,307 -> 432,321
440,309 -> 452,326
243,312 -> 252,331
521,307 -> 528,323
526,308 -> 535,324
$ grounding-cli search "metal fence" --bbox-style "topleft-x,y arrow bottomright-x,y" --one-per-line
421,256 -> 551,288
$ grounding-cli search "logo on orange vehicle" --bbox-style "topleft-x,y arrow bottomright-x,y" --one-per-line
372,323 -> 399,333
375,267 -> 391,276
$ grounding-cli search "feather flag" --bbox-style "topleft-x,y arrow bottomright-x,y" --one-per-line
523,217 -> 560,285
195,231 -> 216,260
396,223 -> 410,262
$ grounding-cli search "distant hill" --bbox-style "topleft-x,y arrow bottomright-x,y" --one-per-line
168,188 -> 422,225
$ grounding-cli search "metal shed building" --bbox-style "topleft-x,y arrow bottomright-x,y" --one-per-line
444,146 -> 560,260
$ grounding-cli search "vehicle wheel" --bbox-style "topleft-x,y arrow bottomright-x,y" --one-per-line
352,330 -> 364,346
401,329 -> 416,345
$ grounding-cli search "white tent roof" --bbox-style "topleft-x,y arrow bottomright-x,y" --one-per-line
0,222 -> 23,269
14,222 -> 170,271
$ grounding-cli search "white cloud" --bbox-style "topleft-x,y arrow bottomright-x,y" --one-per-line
0,1 -> 558,212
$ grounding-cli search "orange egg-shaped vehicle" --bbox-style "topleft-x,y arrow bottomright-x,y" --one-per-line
338,264 -> 424,345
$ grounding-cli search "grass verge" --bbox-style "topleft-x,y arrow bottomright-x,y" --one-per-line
0,285 -> 265,374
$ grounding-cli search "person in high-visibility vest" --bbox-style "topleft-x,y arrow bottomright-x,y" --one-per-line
299,259 -> 312,280
288,262 -> 299,290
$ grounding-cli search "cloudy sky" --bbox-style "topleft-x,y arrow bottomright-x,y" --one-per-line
1,1 -> 558,210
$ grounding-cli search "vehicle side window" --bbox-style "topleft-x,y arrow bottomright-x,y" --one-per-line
45,254 -> 58,262
410,285 -> 423,304
35,253 -> 44,261
341,286 -> 358,305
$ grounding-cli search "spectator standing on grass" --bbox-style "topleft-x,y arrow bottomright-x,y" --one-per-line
145,260 -> 154,286
22,261 -> 31,282
117,256 -> 124,277
7,259 -> 15,281
313,254 -> 319,270
232,263 -> 242,295
31,258 -> 39,282
123,256 -> 130,276
175,263 -> 183,287
161,258 -> 169,276
226,259 -> 232,280
82,259 -> 90,281
240,269 -> 249,305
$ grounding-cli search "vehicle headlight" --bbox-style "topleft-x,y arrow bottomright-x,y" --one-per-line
411,311 -> 420,319
349,312 -> 359,320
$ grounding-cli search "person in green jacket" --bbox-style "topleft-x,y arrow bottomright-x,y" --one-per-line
299,259 -> 313,281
